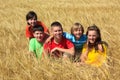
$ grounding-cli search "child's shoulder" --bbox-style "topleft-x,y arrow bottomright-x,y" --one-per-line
79,34 -> 87,40
37,21 -> 44,25
30,38 -> 36,42
82,34 -> 87,38
63,32 -> 74,40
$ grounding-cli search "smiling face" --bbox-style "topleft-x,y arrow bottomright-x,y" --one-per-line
51,26 -> 63,40
87,30 -> 98,44
71,23 -> 84,40
33,31 -> 44,42
27,17 -> 37,27
73,28 -> 83,40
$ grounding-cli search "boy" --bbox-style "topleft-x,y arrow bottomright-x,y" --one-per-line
43,21 -> 75,59
26,11 -> 49,40
29,25 -> 49,59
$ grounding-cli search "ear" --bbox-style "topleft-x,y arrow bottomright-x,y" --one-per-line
50,27 -> 53,35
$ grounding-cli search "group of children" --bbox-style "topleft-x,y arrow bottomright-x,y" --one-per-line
25,11 -> 107,67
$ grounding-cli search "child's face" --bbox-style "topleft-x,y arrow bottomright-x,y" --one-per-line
87,30 -> 98,44
27,17 -> 37,27
33,31 -> 44,42
73,28 -> 83,40
51,26 -> 63,40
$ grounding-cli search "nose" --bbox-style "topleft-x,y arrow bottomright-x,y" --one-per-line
89,35 -> 93,39
31,19 -> 36,22
37,33 -> 41,37
56,30 -> 61,34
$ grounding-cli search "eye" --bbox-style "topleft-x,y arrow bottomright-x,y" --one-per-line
58,30 -> 62,32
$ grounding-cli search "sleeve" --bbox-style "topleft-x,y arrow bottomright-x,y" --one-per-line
66,39 -> 74,49
43,42 -> 50,54
40,22 -> 49,34
29,39 -> 35,53
25,26 -> 31,38
81,44 -> 87,54
63,32 -> 73,40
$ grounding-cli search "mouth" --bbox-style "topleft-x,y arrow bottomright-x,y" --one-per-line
89,39 -> 95,43
55,34 -> 62,38
75,34 -> 81,37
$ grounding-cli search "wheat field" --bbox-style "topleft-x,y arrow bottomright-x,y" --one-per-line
0,0 -> 120,80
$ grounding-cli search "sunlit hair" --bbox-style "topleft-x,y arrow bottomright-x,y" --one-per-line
86,24 -> 102,50
71,22 -> 84,35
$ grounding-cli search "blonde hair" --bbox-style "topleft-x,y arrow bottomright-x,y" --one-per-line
71,23 -> 84,35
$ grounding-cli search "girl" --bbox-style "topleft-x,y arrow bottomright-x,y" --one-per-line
80,25 -> 107,67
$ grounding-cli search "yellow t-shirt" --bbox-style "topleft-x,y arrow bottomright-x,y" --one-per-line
82,43 -> 107,67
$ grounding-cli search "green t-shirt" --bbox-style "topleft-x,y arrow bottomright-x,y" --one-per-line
29,38 -> 43,59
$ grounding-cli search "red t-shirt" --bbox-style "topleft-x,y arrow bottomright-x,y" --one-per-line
25,21 -> 49,38
44,37 -> 74,58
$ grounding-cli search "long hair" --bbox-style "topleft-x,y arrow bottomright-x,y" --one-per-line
86,24 -> 102,50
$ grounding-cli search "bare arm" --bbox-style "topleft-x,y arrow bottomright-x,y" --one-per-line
80,43 -> 89,63
51,47 -> 75,56
98,44 -> 104,52
80,48 -> 89,62
44,35 -> 53,43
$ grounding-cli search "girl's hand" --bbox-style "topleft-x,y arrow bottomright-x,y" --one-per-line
80,53 -> 87,62
98,44 -> 104,52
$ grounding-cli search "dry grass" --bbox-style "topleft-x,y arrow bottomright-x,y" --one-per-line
0,0 -> 120,80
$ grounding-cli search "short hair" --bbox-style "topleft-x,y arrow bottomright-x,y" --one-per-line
26,11 -> 37,21
71,22 -> 84,35
51,21 -> 62,27
32,25 -> 44,33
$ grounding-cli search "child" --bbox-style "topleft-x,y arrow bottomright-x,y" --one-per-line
63,23 -> 87,61
43,21 -> 75,59
29,25 -> 49,59
25,11 -> 49,40
80,25 -> 107,67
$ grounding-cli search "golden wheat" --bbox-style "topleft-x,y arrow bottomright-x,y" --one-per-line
0,0 -> 120,80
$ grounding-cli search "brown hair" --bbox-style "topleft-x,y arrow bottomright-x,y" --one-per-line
86,24 -> 102,50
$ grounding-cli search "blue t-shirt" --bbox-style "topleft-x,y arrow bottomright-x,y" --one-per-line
63,32 -> 87,51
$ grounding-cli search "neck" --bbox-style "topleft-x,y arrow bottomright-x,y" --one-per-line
75,37 -> 80,41
54,37 -> 62,44
88,42 -> 95,48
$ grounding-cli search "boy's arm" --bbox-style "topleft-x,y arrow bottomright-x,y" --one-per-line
43,43 -> 50,58
63,32 -> 73,40
51,47 -> 74,56
44,35 -> 53,43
